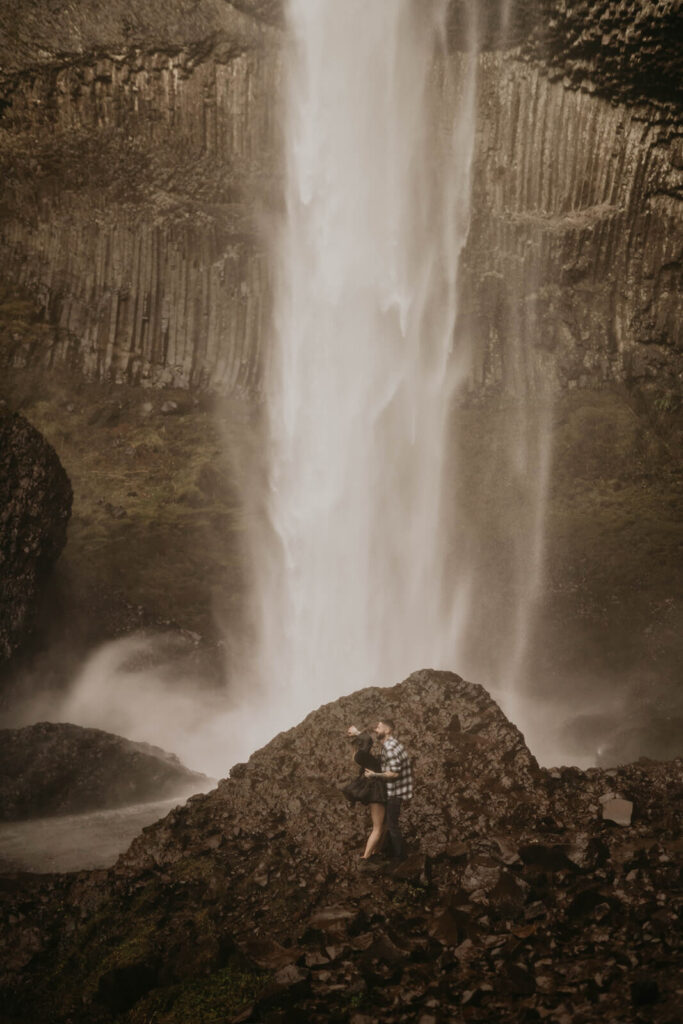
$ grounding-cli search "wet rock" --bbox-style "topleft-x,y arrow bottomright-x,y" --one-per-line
390,852 -> 431,885
241,937 -> 300,971
0,412 -> 71,662
518,844 -> 578,873
257,963 -> 310,1008
462,855 -> 501,894
445,840 -> 469,863
0,722 -> 209,819
600,798 -> 634,826
307,906 -> 358,940
429,907 -> 469,948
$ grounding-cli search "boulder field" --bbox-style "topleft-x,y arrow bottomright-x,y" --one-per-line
1,669 -> 680,1023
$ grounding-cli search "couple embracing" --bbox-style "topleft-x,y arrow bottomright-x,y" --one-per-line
343,717 -> 413,863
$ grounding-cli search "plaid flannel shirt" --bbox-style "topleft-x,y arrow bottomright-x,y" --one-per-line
381,736 -> 413,800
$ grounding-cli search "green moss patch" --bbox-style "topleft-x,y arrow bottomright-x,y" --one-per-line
127,964 -> 268,1024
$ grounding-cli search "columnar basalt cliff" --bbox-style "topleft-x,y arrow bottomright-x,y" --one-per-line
0,0 -> 680,392
0,1 -> 280,389
462,55 -> 681,390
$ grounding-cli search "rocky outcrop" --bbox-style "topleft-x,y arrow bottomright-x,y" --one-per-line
0,411 -> 72,661
0,722 -> 210,820
450,1 -> 682,108
525,0 -> 683,110
0,670 -> 681,1022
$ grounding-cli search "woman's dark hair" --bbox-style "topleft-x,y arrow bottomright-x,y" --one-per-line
378,715 -> 395,732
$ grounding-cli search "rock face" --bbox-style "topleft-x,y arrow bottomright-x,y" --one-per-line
0,1 -> 279,390
0,0 -> 680,392
461,53 -> 681,391
0,411 -> 72,661
1,670 -> 681,1023
525,0 -> 683,109
0,722 -> 210,820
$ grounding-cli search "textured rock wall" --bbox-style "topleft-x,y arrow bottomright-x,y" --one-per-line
0,6 -> 280,389
0,412 -> 72,661
0,1 -> 680,393
460,54 -> 682,391
525,0 -> 683,109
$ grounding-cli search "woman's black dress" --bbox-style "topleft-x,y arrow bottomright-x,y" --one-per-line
341,734 -> 387,805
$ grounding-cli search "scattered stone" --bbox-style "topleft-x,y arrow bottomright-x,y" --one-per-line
241,937 -> 300,971
0,670 -> 680,1024
601,798 -> 633,826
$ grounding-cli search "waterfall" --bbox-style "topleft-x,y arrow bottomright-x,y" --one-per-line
236,0 -> 479,733
226,0 -> 553,758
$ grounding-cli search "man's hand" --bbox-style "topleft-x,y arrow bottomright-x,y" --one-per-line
364,769 -> 376,777
347,726 -> 360,737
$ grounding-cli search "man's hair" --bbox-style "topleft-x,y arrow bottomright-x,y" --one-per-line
378,716 -> 395,732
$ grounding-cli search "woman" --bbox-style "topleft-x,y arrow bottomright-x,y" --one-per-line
342,725 -> 386,860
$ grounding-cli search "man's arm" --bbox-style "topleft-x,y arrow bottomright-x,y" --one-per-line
366,742 -> 403,779
366,753 -> 397,782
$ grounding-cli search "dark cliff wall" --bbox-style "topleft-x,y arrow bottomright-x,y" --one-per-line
0,411 -> 72,661
0,0 -> 680,392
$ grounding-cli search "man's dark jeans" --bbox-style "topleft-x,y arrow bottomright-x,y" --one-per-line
386,797 -> 405,860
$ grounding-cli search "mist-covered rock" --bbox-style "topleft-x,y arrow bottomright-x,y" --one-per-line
0,721 -> 210,820
0,411 -> 72,663
1,671 -> 680,1023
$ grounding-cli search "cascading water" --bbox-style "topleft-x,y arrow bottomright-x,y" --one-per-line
239,0 -> 482,734
14,0 -> 556,777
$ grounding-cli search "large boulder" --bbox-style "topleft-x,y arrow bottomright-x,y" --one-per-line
0,722 -> 211,820
1,670 -> 681,1023
0,411 -> 72,662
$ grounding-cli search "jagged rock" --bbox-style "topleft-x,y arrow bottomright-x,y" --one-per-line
600,797 -> 634,826
0,671 -> 681,1023
0,412 -> 72,662
0,722 -> 210,819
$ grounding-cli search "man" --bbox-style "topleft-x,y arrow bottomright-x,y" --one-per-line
349,716 -> 413,861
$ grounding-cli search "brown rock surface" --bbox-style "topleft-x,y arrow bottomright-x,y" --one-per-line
462,53 -> 682,391
0,721 -> 210,820
0,669 -> 680,1023
0,411 -> 72,661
